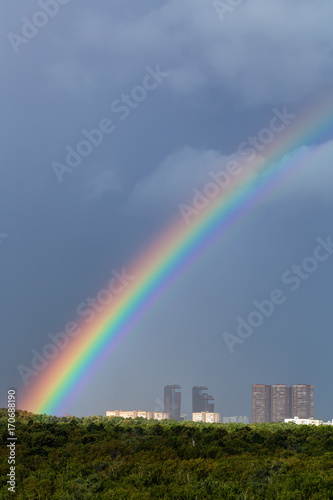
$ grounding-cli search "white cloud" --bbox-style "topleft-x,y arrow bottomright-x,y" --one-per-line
127,139 -> 333,212
127,146 -> 246,210
129,147 -> 221,204
289,140 -> 333,204
55,0 -> 333,106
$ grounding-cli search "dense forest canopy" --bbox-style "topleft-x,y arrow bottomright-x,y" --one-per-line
1,409 -> 333,499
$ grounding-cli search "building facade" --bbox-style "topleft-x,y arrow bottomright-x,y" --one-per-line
272,384 -> 292,422
222,416 -> 249,424
192,386 -> 215,413
164,385 -> 181,421
252,384 -> 272,423
252,384 -> 314,422
293,384 -> 314,419
192,412 -> 221,423
284,416 -> 323,426
106,410 -> 170,420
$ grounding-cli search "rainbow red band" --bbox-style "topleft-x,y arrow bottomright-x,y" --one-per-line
21,97 -> 333,415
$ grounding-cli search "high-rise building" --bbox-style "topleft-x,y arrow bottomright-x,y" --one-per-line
164,385 -> 181,421
272,384 -> 292,422
293,384 -> 314,419
192,386 -> 215,413
252,384 -> 271,423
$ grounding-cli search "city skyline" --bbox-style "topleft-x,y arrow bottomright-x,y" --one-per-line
104,383 -> 322,423
101,381 -> 327,422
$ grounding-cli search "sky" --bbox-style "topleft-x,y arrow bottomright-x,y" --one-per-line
1,0 -> 333,420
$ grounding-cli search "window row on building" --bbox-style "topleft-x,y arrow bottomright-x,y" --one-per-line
106,410 -> 170,420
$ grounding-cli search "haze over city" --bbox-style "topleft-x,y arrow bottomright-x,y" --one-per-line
1,0 -> 333,421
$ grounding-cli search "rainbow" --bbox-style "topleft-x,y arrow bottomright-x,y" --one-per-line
22,96 -> 333,415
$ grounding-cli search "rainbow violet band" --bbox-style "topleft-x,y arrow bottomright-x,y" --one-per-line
21,97 -> 333,415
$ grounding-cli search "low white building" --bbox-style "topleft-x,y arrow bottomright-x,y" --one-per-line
106,410 -> 170,420
192,412 -> 221,423
223,416 -> 249,424
284,416 -> 323,426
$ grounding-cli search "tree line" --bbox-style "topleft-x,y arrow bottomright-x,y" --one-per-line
1,409 -> 333,498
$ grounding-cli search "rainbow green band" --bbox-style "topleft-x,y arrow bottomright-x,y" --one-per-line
22,97 -> 333,415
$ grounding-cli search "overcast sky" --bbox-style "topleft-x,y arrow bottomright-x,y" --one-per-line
1,0 -> 333,419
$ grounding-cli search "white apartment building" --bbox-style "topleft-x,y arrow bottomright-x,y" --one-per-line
284,416 -> 332,426
106,410 -> 170,420
222,416 -> 249,424
192,412 -> 221,423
